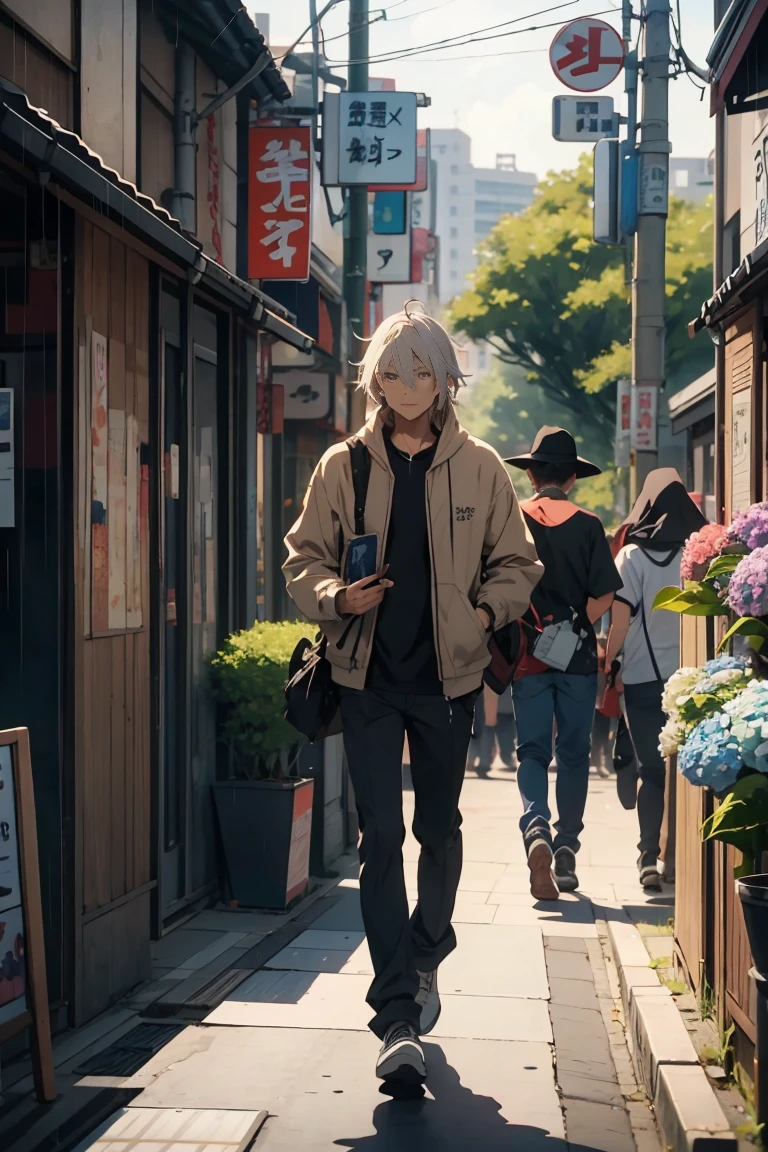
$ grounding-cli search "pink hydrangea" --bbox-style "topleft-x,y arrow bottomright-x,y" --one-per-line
729,502 -> 768,552
680,523 -> 729,582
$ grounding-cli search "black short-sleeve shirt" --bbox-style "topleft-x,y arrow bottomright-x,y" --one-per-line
520,490 -> 622,675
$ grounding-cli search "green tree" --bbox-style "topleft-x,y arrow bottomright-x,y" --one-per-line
450,154 -> 713,462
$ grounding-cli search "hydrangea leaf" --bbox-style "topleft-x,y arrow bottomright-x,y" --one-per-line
717,616 -> 768,654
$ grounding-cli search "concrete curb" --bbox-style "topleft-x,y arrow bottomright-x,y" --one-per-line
606,920 -> 735,1149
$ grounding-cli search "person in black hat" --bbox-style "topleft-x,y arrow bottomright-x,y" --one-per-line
506,427 -> 622,900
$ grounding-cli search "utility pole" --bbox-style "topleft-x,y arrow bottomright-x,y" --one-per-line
632,0 -> 671,491
344,0 -> 369,414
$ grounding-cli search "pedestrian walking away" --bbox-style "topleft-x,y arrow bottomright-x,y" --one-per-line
283,302 -> 542,1087
506,427 -> 622,901
605,469 -> 706,892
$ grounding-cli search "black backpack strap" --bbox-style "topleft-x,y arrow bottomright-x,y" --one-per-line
639,596 -> 663,683
347,437 -> 371,538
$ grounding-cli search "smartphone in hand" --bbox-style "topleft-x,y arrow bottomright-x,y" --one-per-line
346,534 -> 379,584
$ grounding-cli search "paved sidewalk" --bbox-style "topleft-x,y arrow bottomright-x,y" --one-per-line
63,758 -> 670,1152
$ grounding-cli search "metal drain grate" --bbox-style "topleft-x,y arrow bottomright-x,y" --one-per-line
75,1022 -> 182,1077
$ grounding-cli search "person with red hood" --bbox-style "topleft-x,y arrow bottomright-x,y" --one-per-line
604,469 -> 706,891
506,428 -> 622,900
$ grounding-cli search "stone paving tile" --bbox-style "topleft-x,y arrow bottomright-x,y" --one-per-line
439,924 -> 548,999
548,976 -> 601,1013
544,949 -> 594,983
562,1098 -> 636,1152
151,928 -> 226,969
128,1027 -> 564,1151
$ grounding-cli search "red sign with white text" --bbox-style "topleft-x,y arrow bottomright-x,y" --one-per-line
248,126 -> 311,280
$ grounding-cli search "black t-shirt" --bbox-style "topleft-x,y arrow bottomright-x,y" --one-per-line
521,490 -> 622,676
368,436 -> 442,694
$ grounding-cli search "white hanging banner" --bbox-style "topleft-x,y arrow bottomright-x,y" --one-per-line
630,383 -> 658,452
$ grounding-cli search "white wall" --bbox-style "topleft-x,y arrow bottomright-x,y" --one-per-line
81,0 -> 137,182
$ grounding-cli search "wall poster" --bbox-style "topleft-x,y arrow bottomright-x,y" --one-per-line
0,729 -> 55,1101
88,331 -> 145,634
731,390 -> 752,516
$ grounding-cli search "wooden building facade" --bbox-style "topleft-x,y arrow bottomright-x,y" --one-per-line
674,0 -> 768,1076
0,0 -> 313,1037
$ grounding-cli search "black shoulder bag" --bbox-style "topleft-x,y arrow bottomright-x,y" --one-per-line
284,438 -> 371,741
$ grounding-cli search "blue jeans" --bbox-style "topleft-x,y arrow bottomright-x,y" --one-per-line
512,671 -> 597,854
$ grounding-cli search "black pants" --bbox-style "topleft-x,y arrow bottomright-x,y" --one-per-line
339,686 -> 476,1039
623,680 -> 665,858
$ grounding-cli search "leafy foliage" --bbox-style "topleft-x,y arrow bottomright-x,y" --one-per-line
701,773 -> 768,877
208,621 -> 314,779
450,154 -> 713,457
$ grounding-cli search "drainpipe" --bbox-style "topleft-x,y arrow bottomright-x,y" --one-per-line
173,39 -> 197,234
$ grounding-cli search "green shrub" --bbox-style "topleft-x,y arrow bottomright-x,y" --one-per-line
208,621 -> 314,779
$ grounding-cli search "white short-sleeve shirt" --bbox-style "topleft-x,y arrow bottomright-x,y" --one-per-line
614,544 -> 682,685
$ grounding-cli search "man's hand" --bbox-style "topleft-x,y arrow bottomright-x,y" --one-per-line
337,568 -> 393,617
476,606 -> 491,633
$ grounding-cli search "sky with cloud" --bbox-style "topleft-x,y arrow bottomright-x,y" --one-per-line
250,0 -> 717,180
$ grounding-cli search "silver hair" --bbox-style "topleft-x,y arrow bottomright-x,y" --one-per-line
356,300 -> 468,409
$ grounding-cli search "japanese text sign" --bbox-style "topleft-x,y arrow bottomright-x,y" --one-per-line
630,384 -> 658,452
550,19 -> 624,93
338,92 -> 417,186
615,377 -> 631,467
248,126 -> 311,280
367,225 -> 412,283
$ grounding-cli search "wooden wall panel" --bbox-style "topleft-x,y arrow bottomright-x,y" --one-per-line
0,18 -> 73,127
675,777 -> 706,992
74,218 -> 154,1021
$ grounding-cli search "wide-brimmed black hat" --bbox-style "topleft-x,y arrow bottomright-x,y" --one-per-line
504,426 -> 601,479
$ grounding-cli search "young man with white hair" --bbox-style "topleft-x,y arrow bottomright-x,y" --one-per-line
283,303 -> 542,1086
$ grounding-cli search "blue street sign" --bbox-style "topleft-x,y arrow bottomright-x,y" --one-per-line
373,190 -> 407,234
621,146 -> 639,238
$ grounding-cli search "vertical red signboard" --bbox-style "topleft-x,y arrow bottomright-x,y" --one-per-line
248,126 -> 312,281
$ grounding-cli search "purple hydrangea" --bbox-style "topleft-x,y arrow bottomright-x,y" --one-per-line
678,712 -> 744,791
729,502 -> 768,552
725,546 -> 768,618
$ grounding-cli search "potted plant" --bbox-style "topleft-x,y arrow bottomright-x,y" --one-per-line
208,621 -> 316,911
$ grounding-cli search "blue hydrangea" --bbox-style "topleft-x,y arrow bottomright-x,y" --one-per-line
699,655 -> 750,677
678,712 -> 744,791
724,680 -> 768,774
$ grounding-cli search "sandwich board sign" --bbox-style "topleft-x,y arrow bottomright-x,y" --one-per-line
0,728 -> 55,1101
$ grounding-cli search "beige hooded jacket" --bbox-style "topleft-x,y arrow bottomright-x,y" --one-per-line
283,407 -> 543,699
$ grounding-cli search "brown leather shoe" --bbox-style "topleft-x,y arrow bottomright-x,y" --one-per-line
528,840 -> 560,901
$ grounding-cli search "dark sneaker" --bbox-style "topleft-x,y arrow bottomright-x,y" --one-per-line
638,853 -> 662,892
554,847 -> 579,893
376,1022 -> 426,1085
416,968 -> 441,1036
527,839 -> 560,901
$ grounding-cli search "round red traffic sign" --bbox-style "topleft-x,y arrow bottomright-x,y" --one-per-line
550,18 -> 624,93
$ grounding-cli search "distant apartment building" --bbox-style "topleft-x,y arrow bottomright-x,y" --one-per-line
430,129 -> 537,302
670,155 -> 715,203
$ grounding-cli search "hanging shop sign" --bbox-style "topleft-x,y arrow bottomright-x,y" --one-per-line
0,728 -> 55,1101
248,126 -> 311,281
552,95 -> 615,142
367,220 -> 413,284
322,93 -> 417,188
368,127 -> 430,193
283,372 -> 331,421
615,377 -> 631,467
630,383 -> 658,452
373,191 -> 408,234
550,19 -> 624,93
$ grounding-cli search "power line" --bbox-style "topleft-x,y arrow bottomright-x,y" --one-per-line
400,46 -> 550,63
323,0 -> 581,65
325,6 -> 624,66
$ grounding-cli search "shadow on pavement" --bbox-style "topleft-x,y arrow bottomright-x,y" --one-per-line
333,1044 -> 602,1152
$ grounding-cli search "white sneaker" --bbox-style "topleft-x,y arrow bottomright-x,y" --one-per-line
375,1021 -> 426,1084
416,968 -> 441,1035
